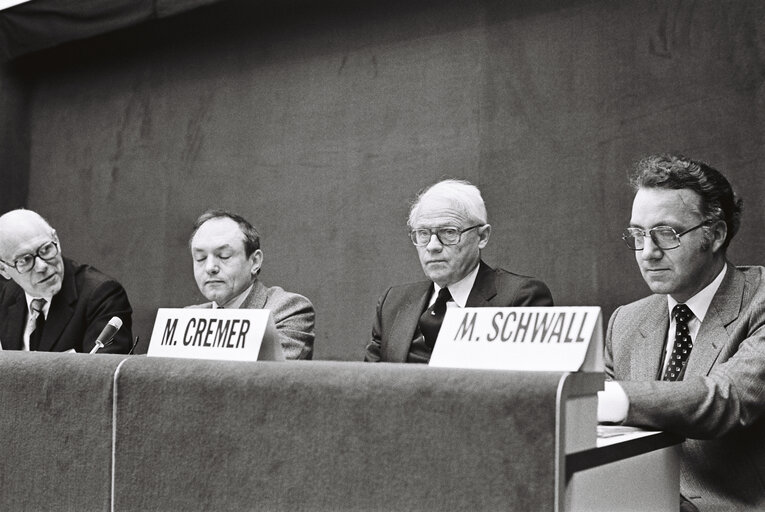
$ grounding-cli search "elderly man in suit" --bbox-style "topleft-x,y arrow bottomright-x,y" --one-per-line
599,154 -> 765,511
0,209 -> 133,353
365,179 -> 553,363
188,209 -> 315,360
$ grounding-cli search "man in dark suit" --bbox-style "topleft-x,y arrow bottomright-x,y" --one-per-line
365,179 -> 553,363
187,210 -> 315,360
0,209 -> 133,353
599,154 -> 765,511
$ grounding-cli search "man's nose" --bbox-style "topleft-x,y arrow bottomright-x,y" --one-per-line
204,256 -> 219,273
32,255 -> 49,273
640,235 -> 663,260
425,233 -> 443,251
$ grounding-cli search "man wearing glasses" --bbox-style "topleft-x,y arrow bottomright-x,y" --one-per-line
599,154 -> 765,511
365,179 -> 553,363
0,209 -> 133,353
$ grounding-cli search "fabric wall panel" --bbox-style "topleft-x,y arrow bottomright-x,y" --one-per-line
112,358 -> 561,511
0,352 -> 128,511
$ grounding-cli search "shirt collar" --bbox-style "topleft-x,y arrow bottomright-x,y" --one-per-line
667,263 -> 727,322
433,263 -> 481,308
213,283 -> 254,309
24,292 -> 52,318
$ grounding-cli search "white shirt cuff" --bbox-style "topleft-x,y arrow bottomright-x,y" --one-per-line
597,381 -> 629,423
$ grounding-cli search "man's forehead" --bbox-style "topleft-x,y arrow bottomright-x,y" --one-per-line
413,197 -> 469,227
191,240 -> 238,252
191,219 -> 245,251
0,223 -> 54,258
631,188 -> 702,223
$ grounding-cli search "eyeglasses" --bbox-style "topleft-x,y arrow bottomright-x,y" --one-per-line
0,240 -> 60,274
410,225 -> 482,247
622,221 -> 710,251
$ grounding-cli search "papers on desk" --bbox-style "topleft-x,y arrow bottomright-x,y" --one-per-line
597,425 -> 645,438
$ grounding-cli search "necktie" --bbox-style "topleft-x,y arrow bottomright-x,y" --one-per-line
29,298 -> 47,351
418,287 -> 453,349
662,304 -> 694,381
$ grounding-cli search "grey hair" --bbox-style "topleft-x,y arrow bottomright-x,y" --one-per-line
407,179 -> 488,228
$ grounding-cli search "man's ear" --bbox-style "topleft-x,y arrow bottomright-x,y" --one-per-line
0,265 -> 10,281
477,224 -> 491,250
52,230 -> 61,252
709,220 -> 727,254
249,249 -> 264,276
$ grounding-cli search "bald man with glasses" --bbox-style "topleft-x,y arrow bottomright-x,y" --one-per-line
599,154 -> 765,511
0,209 -> 133,353
365,179 -> 553,363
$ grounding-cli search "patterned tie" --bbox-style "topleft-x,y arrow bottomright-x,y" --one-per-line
418,287 -> 453,349
28,298 -> 47,351
662,304 -> 694,381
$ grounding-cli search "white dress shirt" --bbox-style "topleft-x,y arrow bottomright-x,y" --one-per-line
662,264 -> 727,373
428,263 -> 481,309
598,264 -> 728,423
23,292 -> 53,351
212,283 -> 254,310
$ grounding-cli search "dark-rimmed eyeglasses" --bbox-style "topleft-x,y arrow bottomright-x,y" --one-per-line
622,221 -> 710,251
0,240 -> 59,274
410,225 -> 482,247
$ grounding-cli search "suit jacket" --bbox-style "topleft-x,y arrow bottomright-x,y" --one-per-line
366,260 -> 554,362
188,279 -> 315,360
605,265 -> 765,511
0,258 -> 133,353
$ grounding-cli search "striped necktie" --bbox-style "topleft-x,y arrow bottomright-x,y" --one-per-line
29,298 -> 47,351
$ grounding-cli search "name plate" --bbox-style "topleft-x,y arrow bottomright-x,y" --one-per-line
429,307 -> 603,371
147,308 -> 284,362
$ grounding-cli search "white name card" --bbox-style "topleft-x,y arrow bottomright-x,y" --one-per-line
147,308 -> 284,362
429,307 -> 603,372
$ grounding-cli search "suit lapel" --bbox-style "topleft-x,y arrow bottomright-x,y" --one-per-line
38,259 -> 76,352
0,287 -> 26,350
386,261 -> 491,361
465,261 -> 497,307
386,281 -> 431,362
240,280 -> 267,309
686,266 -> 743,377
635,298 -> 670,380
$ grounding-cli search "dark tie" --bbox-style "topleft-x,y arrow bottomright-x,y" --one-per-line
29,298 -> 47,351
418,287 -> 453,349
662,304 -> 694,381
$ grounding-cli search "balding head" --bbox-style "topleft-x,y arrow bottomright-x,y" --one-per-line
0,209 -> 64,298
0,209 -> 53,241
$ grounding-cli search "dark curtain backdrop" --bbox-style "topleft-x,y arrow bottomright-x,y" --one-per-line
0,60 -> 27,211
0,0 -> 227,61
2,0 -> 764,359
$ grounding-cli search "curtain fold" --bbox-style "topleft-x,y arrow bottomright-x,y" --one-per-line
0,0 -> 227,61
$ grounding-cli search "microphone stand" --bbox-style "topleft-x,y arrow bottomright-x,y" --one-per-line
88,338 -> 115,354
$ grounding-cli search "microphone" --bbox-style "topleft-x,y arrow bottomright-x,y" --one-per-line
89,317 -> 123,354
